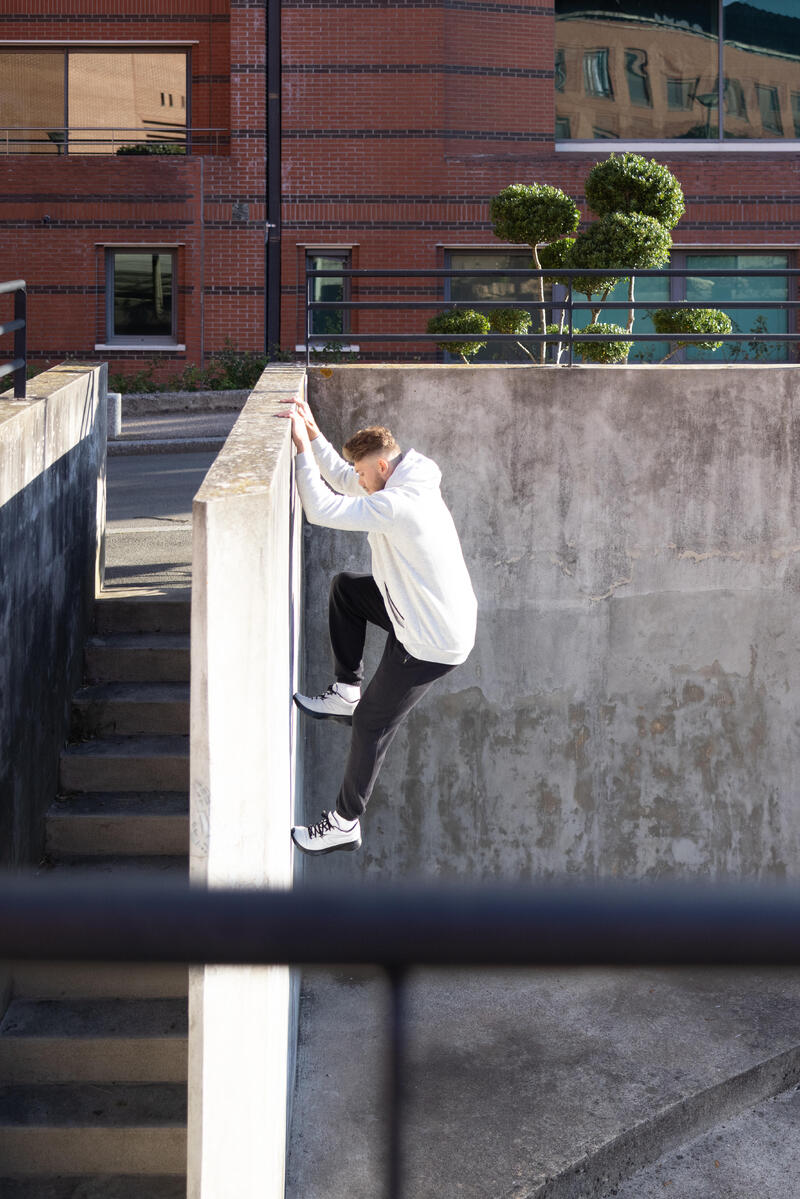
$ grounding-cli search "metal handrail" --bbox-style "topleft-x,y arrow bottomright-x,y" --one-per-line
0,126 -> 228,155
304,265 -> 800,366
0,280 -> 26,399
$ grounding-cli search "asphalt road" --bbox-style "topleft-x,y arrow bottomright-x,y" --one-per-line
104,451 -> 217,593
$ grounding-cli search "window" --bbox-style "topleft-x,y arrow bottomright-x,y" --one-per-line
667,78 -> 699,111
625,49 -> 652,107
0,48 -> 188,153
555,48 -> 567,93
444,250 -> 550,364
756,83 -> 783,135
678,251 -> 791,362
106,250 -> 176,345
307,252 -> 350,341
583,49 -> 613,98
555,0 -> 800,143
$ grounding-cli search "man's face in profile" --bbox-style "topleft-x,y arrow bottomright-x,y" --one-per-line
354,454 -> 389,494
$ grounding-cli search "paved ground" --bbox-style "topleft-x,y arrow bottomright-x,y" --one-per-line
103,413 -> 225,594
286,967 -> 800,1199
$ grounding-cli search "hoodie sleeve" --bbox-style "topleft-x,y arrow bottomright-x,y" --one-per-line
295,450 -> 398,532
310,433 -> 363,497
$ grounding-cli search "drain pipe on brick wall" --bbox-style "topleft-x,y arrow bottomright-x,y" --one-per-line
266,0 -> 282,354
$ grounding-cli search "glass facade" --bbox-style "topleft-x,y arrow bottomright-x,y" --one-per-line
556,0 -> 800,141
110,251 -> 174,341
682,252 -> 789,362
0,50 -> 187,153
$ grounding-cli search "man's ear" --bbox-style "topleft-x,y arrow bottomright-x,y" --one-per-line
377,457 -> 389,476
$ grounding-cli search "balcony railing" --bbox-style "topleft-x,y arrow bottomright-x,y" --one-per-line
0,280 -> 26,400
0,127 -> 229,155
304,265 -> 800,366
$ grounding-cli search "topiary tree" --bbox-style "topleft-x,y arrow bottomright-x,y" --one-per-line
650,307 -> 733,362
490,184 -> 580,361
427,308 -> 490,363
574,322 -> 631,364
569,210 -> 672,329
488,307 -> 535,361
585,152 -> 686,228
571,154 -> 684,338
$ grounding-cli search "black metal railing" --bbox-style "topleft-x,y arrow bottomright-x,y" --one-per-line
304,265 -> 800,366
0,280 -> 26,400
3,874 -> 800,1197
0,127 -> 228,155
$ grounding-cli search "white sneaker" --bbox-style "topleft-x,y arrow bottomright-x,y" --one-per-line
291,810 -> 362,855
293,683 -> 360,725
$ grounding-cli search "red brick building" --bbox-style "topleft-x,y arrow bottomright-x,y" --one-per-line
3,0 -> 799,374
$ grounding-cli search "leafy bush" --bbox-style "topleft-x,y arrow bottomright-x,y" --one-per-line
427,309 -> 491,362
651,307 -> 733,360
108,340 -> 280,393
574,322 -> 630,364
568,212 -> 672,320
585,152 -> 685,229
116,142 -> 187,156
489,307 -> 531,335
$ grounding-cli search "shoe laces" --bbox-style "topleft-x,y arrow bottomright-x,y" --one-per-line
308,811 -> 334,839
311,685 -> 339,701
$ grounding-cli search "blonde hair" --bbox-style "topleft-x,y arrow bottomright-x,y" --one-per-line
342,425 -> 401,463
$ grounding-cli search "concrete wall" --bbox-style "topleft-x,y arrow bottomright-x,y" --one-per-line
188,365 -> 303,1199
0,363 -> 106,872
301,364 -> 800,882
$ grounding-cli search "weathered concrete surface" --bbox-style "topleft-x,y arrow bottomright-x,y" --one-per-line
611,1082 -> 800,1198
287,966 -> 800,1199
0,363 -> 106,872
122,389 -> 248,416
302,364 -> 800,881
188,366 -> 304,1199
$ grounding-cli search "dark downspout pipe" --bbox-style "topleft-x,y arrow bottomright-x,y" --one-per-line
266,0 -> 282,354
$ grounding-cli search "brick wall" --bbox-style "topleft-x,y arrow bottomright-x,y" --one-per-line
0,0 -> 266,383
281,0 -> 800,357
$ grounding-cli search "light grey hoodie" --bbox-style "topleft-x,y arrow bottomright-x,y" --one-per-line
294,434 -> 477,665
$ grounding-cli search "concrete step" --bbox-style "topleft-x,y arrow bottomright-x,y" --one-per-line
59,737 -> 189,794
95,596 -> 191,635
70,684 -> 190,738
84,635 -> 190,684
10,963 -> 188,1001
610,1082 -> 800,1198
0,1176 -> 185,1199
46,793 -> 189,856
0,999 -> 188,1083
0,1083 -> 186,1175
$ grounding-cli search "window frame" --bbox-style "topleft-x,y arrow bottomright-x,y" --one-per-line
104,247 -> 179,348
442,247 -> 553,364
305,250 -> 352,344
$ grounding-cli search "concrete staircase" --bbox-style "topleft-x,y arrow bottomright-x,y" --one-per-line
0,596 -> 190,1197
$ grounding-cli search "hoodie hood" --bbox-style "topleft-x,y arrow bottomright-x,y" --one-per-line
385,448 -> 442,493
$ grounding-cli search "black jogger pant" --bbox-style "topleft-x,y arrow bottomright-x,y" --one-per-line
329,572 -> 456,822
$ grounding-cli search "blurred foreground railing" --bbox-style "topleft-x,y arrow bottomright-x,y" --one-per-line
3,875 -> 800,1199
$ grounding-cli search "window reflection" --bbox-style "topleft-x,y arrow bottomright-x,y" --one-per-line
0,52 -> 64,153
446,250 -> 547,364
307,254 -> 349,338
556,0 -> 800,141
112,252 -> 174,339
0,50 -> 187,153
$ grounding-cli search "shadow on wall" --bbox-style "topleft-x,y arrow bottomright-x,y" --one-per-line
297,365 -> 800,884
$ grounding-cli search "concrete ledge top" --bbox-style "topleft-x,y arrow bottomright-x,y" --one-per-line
0,363 -> 105,431
193,365 -> 305,505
